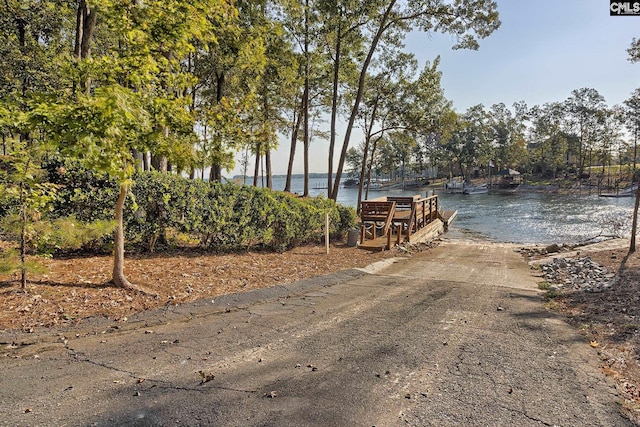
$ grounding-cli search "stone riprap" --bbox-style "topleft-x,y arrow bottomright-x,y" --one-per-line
541,256 -> 617,293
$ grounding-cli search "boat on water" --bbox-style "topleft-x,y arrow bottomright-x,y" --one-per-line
463,183 -> 489,195
491,168 -> 522,193
444,178 -> 465,193
343,178 -> 359,188
600,184 -> 638,198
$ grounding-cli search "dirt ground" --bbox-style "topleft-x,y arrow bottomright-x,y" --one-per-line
555,247 -> 640,420
0,241 -> 399,332
1,239 -> 640,422
519,243 -> 640,422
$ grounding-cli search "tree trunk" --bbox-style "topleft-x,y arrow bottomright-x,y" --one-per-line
265,148 -> 273,189
302,0 -> 310,197
143,151 -> 150,171
327,25 -> 342,196
262,94 -> 273,190
209,72 -> 226,181
242,146 -> 249,185
285,94 -> 304,192
74,0 -> 96,92
151,154 -> 168,172
209,164 -> 215,182
112,183 -> 134,289
330,0 -> 397,201
356,140 -> 369,216
253,147 -> 260,187
356,101 -> 379,215
19,181 -> 27,290
630,177 -> 640,254
132,149 -> 144,171
209,163 -> 222,182
634,125 -> 638,174
365,138 -> 379,201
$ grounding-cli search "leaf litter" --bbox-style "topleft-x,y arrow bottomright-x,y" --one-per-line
0,243 -> 396,332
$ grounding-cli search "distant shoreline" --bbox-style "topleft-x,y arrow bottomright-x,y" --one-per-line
231,173 -> 336,180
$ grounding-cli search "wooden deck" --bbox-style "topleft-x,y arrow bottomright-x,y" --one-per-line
358,236 -> 391,252
441,209 -> 457,230
358,194 -> 455,251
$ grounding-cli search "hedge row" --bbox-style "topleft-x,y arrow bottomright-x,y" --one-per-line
45,158 -> 357,252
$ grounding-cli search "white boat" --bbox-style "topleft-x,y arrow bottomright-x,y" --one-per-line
444,178 -> 465,193
600,183 -> 638,198
463,184 -> 488,195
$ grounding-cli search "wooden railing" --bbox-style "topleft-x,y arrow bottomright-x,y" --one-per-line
359,194 -> 439,247
359,201 -> 396,245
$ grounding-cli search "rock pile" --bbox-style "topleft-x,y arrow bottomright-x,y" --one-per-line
517,243 -> 569,259
541,256 -> 617,293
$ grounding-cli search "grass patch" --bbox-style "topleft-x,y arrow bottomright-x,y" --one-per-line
538,281 -> 551,290
544,289 -> 560,299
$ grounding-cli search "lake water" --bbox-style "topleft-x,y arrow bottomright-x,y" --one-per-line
262,176 -> 636,245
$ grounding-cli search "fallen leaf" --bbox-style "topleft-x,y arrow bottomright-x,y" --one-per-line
198,370 -> 215,385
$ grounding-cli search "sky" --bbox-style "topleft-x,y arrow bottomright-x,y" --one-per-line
228,0 -> 640,177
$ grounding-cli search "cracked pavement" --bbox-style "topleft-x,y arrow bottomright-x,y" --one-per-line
0,239 -> 633,426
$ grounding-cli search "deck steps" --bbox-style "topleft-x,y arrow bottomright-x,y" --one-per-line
357,237 -> 390,252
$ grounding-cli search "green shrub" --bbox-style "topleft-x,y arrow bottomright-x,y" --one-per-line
41,158 -> 355,253
44,157 -> 117,222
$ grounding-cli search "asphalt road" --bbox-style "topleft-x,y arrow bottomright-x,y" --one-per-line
0,240 -> 633,426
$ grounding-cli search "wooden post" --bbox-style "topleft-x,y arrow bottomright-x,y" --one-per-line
325,212 -> 330,254
396,224 -> 401,246
387,227 -> 392,250
361,225 -> 366,244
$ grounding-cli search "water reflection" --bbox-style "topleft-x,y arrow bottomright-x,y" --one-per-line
439,192 -> 633,245
267,177 -> 635,245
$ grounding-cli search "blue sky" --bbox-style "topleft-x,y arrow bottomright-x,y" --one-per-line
231,0 -> 640,176
406,0 -> 640,112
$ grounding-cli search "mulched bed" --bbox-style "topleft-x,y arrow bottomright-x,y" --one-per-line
0,243 -> 398,332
